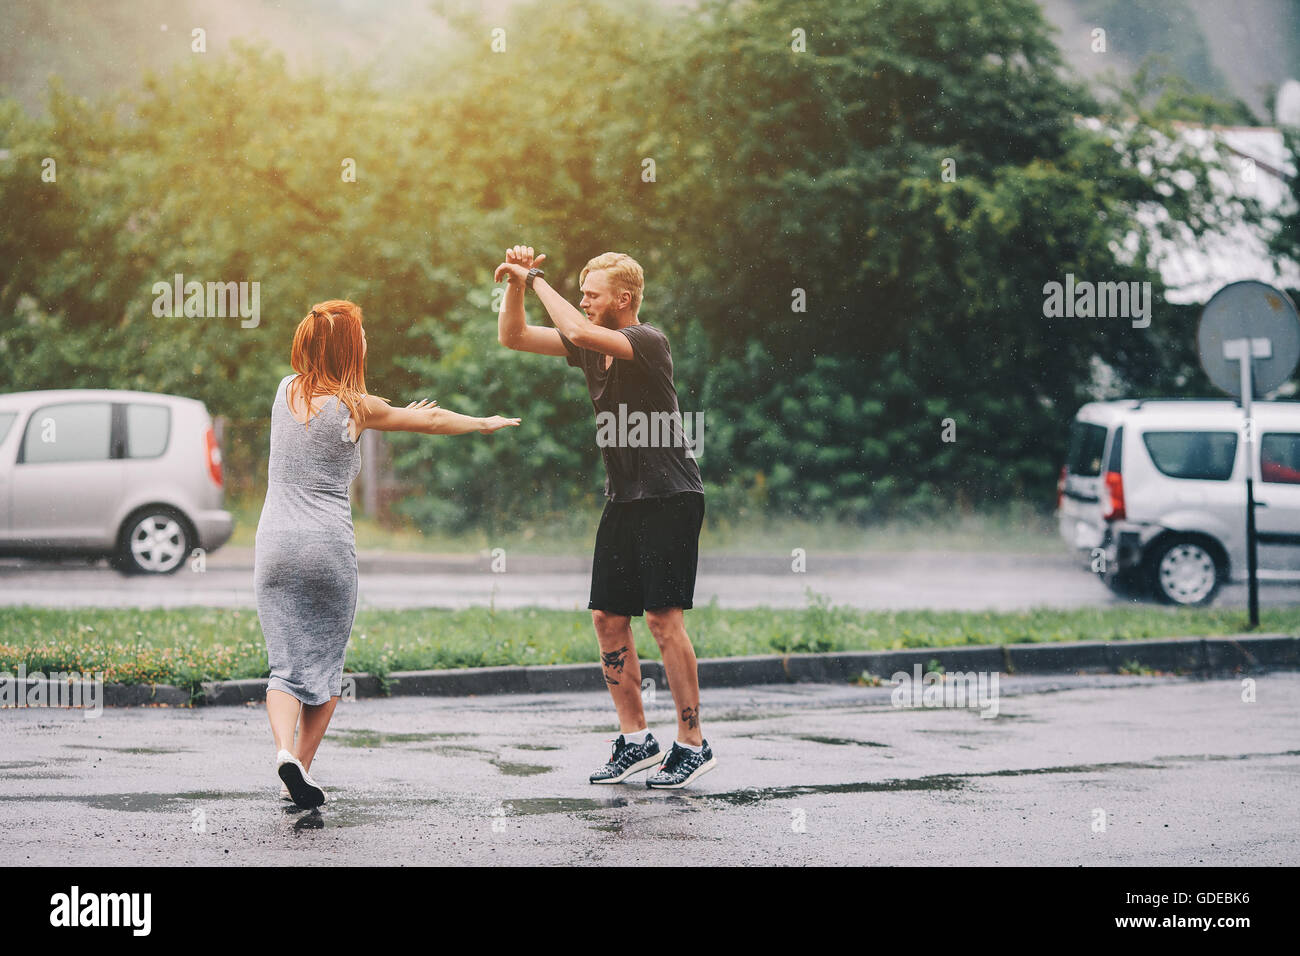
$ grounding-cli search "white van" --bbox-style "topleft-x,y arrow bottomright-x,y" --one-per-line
1057,399 -> 1300,605
0,389 -> 233,573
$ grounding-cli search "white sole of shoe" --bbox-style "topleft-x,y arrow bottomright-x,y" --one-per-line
277,759 -> 326,808
590,751 -> 665,784
647,756 -> 717,790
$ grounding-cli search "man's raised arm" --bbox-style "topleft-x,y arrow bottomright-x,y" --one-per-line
496,246 -> 567,356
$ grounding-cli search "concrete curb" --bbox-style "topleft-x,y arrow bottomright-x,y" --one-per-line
19,632 -> 1284,708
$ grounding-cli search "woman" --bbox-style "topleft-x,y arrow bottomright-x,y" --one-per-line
255,299 -> 519,808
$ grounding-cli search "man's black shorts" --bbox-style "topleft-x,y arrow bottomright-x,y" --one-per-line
588,491 -> 705,617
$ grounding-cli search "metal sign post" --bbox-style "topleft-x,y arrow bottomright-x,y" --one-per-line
1223,337 -> 1271,627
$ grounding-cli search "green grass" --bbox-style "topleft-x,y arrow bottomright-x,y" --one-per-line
2,596 -> 1296,696
224,495 -> 1062,556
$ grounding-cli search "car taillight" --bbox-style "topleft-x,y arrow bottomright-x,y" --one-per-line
205,427 -> 223,487
1102,470 -> 1125,520
1055,465 -> 1067,511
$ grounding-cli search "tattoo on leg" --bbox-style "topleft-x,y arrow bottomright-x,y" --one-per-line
604,674 -> 619,686
681,706 -> 699,730
601,645 -> 628,675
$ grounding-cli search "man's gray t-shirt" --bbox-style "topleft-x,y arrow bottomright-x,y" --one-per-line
558,322 -> 704,502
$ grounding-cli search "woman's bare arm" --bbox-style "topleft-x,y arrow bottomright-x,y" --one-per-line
357,395 -> 520,437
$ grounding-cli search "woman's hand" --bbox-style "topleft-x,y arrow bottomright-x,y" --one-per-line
479,415 -> 522,434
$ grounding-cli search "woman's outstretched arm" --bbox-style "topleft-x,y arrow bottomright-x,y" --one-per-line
357,395 -> 519,436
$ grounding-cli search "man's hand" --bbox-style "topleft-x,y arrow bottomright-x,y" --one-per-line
494,245 -> 547,284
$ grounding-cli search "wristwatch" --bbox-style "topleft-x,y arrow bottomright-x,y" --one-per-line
526,268 -> 544,290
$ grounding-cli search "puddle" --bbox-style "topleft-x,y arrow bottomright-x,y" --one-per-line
701,753 -> 1226,806
503,797 -> 625,816
425,744 -> 494,757
976,713 -> 1043,723
332,730 -> 467,748
705,776 -> 968,805
279,795 -> 443,828
795,735 -> 890,748
736,732 -> 889,748
492,760 -> 552,777
978,761 -> 1163,777
0,790 -> 262,812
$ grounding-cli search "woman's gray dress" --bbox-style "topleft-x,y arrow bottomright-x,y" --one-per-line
255,374 -> 362,706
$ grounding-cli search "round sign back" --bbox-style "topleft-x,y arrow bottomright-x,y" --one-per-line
1197,280 -> 1300,397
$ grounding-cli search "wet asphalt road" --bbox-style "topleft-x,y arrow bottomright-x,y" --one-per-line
2,549 -> 1299,610
2,673 -> 1297,865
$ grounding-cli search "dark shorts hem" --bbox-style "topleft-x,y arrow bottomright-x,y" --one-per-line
587,599 -> 695,618
588,491 -> 704,618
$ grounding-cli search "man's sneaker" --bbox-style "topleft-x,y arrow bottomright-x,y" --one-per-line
276,749 -> 326,808
589,733 -> 664,784
646,740 -> 716,789
280,784 -> 293,802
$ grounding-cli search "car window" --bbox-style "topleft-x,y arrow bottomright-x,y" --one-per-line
1106,425 -> 1124,473
126,403 -> 170,458
0,412 -> 15,445
21,402 -> 113,464
1142,431 -> 1237,481
1066,421 -> 1108,477
1261,433 -> 1300,484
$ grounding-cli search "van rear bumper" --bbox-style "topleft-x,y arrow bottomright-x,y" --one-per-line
1102,523 -> 1146,569
194,510 -> 234,551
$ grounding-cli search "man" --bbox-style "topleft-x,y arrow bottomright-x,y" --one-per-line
494,245 -> 715,789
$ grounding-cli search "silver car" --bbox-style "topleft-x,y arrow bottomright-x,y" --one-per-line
1057,398 -> 1300,605
0,388 -> 233,574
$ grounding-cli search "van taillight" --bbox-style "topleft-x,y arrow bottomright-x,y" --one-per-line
204,427 -> 223,487
1055,466 -> 1067,510
1103,471 -> 1125,520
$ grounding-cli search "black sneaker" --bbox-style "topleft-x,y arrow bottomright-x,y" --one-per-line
589,733 -> 664,784
646,740 -> 716,789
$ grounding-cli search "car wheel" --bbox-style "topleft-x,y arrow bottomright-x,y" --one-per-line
1147,537 -> 1221,607
116,509 -> 191,575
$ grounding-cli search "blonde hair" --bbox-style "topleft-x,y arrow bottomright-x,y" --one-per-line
580,252 -> 644,312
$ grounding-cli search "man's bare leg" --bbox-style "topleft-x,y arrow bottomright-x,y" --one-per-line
592,610 -> 646,732
644,607 -> 703,746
